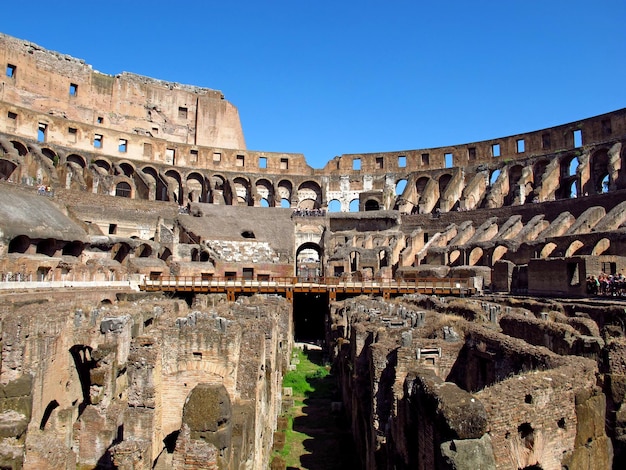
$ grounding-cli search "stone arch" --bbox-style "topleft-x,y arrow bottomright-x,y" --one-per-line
416,176 -> 430,198
40,147 -> 58,165
539,242 -> 557,258
277,179 -> 293,204
557,154 -> 580,199
62,241 -> 84,257
186,172 -> 207,203
10,140 -> 28,156
589,148 -> 610,194
115,180 -> 132,198
159,247 -> 172,261
91,157 -> 112,175
489,169 -> 501,186
0,158 -> 18,180
118,161 -> 136,177
365,199 -> 380,211
468,247 -> 484,266
255,178 -> 274,206
296,242 -> 323,278
164,169 -> 183,204
565,240 -> 584,257
492,245 -> 508,264
591,238 -> 610,256
395,178 -> 407,196
233,176 -> 251,205
449,250 -> 461,265
112,242 -> 131,263
141,166 -> 168,201
36,238 -> 56,256
8,235 -> 30,253
66,154 -> 86,168
505,164 -> 524,205
297,181 -> 322,209
328,199 -> 341,212
349,199 -> 360,212
136,243 -> 152,258
210,174 -> 230,204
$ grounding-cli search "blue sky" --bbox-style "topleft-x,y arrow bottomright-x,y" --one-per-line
2,1 -> 625,168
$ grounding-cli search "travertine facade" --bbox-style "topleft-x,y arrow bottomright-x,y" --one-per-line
1,32 -> 626,469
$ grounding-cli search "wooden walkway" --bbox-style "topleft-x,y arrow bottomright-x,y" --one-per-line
140,276 -> 475,301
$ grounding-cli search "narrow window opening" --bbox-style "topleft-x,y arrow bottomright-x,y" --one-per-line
7,111 -> 17,120
236,155 -> 245,167
421,153 -> 430,165
259,156 -> 267,169
118,139 -> 127,153
94,134 -> 103,149
192,352 -> 202,360
376,157 -> 383,169
166,148 -> 175,165
573,129 -> 583,147
398,155 -> 406,168
516,139 -> 525,153
601,119 -> 612,136
151,126 -> 158,135
213,152 -> 222,163
178,107 -> 188,119
6,64 -> 16,78
97,116 -> 103,124
143,143 -> 153,157
542,133 -> 551,149
492,143 -> 501,157
68,127 -> 77,143
444,153 -> 453,168
353,158 -> 361,170
280,158 -> 288,170
190,149 -> 198,163
69,83 -> 78,96
468,147 -> 476,160
109,224 -> 117,234
38,123 -> 48,143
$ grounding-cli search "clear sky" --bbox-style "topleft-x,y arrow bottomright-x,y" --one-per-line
2,1 -> 625,168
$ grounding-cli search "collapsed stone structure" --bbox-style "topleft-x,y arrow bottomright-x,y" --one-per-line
0,32 -> 625,468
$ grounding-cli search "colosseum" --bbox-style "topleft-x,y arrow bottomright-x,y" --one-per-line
0,32 -> 625,469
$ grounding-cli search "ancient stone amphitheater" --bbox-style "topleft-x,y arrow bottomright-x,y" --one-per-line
0,32 -> 624,469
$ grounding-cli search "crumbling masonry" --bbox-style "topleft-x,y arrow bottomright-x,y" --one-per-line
0,32 -> 625,469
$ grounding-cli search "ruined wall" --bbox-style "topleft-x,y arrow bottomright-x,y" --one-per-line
0,290 -> 292,469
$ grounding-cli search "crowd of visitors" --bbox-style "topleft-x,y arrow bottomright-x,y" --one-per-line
292,208 -> 326,217
586,273 -> 626,296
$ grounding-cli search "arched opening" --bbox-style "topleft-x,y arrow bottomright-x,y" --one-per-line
449,250 -> 461,265
159,247 -> 172,261
118,162 -> 135,177
0,159 -> 18,180
539,242 -> 557,258
255,178 -> 274,207
233,177 -> 251,206
569,180 -> 577,198
115,181 -> 132,198
349,199 -> 360,212
328,199 -> 341,212
492,245 -> 508,264
113,243 -> 130,263
379,249 -> 389,268
36,238 -> 57,257
8,235 -> 30,253
40,400 -> 60,430
62,241 -> 83,257
468,247 -> 484,266
395,179 -> 407,196
186,172 -> 206,203
280,198 -> 291,208
69,345 -> 94,415
298,198 -> 318,210
569,157 -> 579,176
490,169 -> 501,186
92,158 -> 111,174
11,140 -> 28,156
136,244 -> 152,258
297,181 -> 322,209
590,149 -> 610,194
142,167 -> 169,202
277,179 -> 293,205
165,170 -> 183,204
66,154 -> 86,168
41,148 -> 57,164
565,240 -> 584,257
505,165 -> 524,205
260,198 -> 269,207
592,238 -> 610,256
296,242 -> 322,278
365,199 -> 380,211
